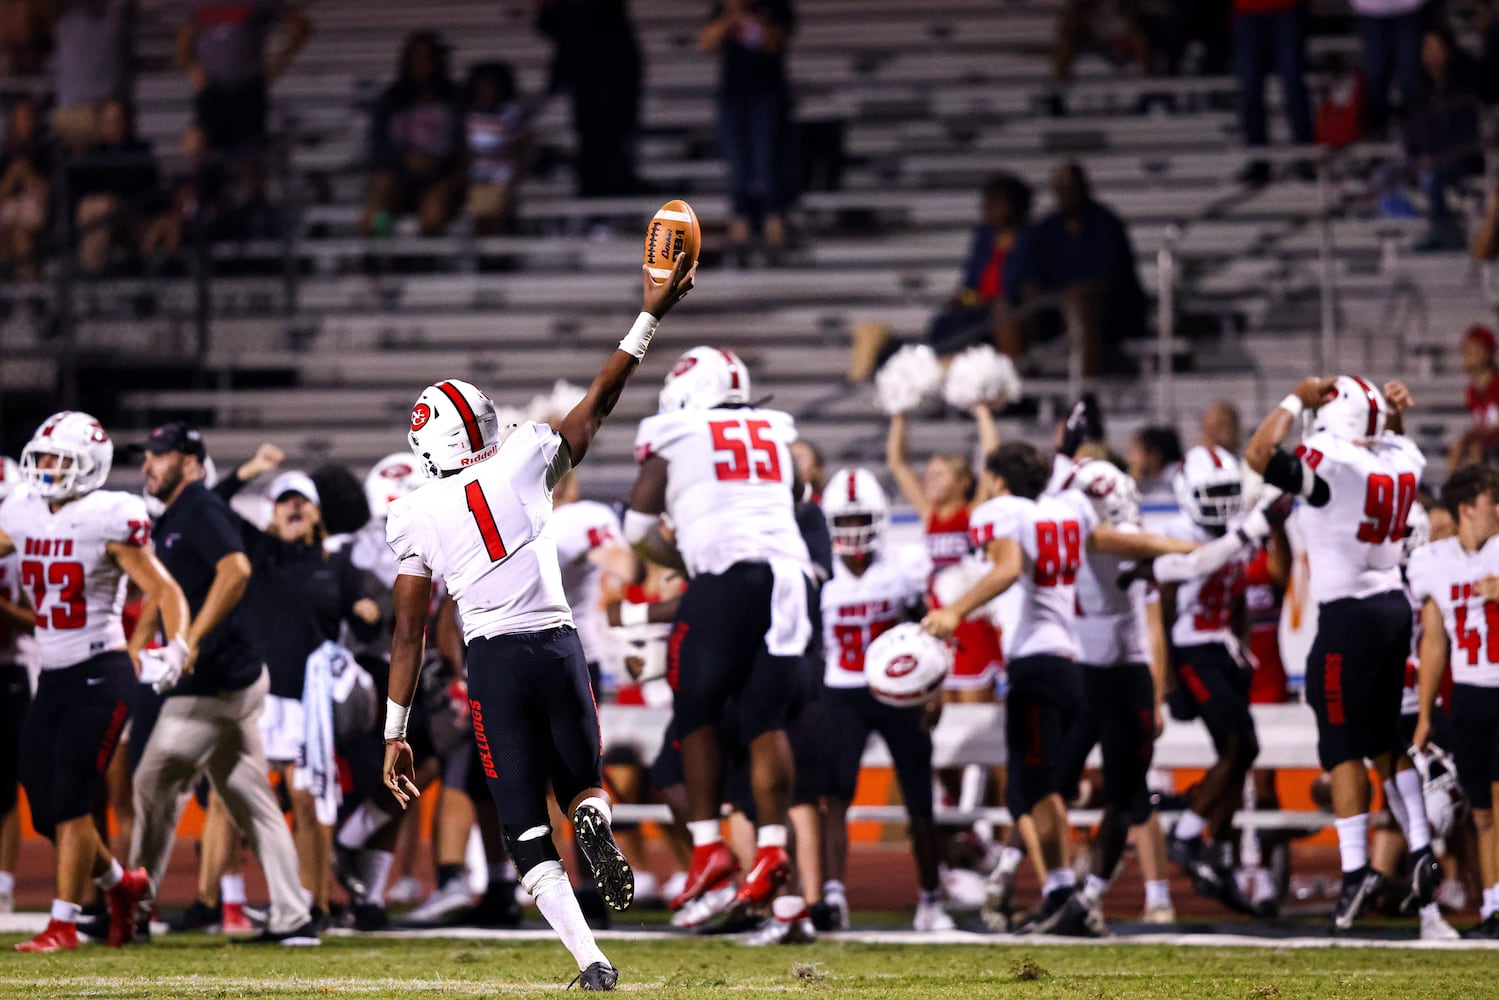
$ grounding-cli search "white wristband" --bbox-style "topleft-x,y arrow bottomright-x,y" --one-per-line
619,602 -> 650,628
1278,394 -> 1304,419
384,698 -> 411,741
618,312 -> 660,360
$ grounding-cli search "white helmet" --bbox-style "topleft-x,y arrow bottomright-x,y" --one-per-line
822,467 -> 889,557
365,452 -> 425,519
1174,445 -> 1244,530
21,411 -> 113,502
658,346 -> 752,412
407,379 -> 509,479
1312,375 -> 1389,442
0,456 -> 21,503
1060,458 -> 1141,526
864,622 -> 952,708
1414,745 -> 1464,841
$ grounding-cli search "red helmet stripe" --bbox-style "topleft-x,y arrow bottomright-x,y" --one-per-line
1349,376 -> 1380,437
718,349 -> 742,390
437,381 -> 484,452
1207,448 -> 1222,469
847,472 -> 858,503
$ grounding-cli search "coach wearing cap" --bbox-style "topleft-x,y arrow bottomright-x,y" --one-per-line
126,422 -> 317,945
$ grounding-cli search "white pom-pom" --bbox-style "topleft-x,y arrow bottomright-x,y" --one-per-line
942,345 -> 1022,410
875,344 -> 944,415
526,379 -> 588,424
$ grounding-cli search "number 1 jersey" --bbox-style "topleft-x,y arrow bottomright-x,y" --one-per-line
1293,431 -> 1426,604
633,406 -> 810,578
387,422 -> 573,644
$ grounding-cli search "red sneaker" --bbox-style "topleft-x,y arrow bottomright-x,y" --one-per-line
735,846 -> 791,907
15,919 -> 78,952
220,901 -> 253,935
669,842 -> 739,911
107,867 -> 151,947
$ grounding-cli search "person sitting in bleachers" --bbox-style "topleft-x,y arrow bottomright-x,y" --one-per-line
463,62 -> 533,237
0,97 -> 51,280
65,98 -> 160,274
1003,163 -> 1148,376
361,31 -> 465,238
1403,26 -> 1483,252
1448,325 -> 1499,468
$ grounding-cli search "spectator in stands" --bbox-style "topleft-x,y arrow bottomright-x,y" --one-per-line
0,0 -> 49,76
1052,1 -> 1152,87
1127,425 -> 1183,509
1200,400 -> 1243,453
1232,0 -> 1314,186
1004,162 -> 1148,376
1448,325 -> 1499,468
66,98 -> 158,274
176,0 -> 312,153
537,0 -> 644,200
140,125 -> 227,266
702,0 -> 795,267
361,31 -> 464,238
48,0 -> 132,152
1404,26 -> 1483,252
1353,0 -> 1428,134
790,439 -> 826,502
464,62 -> 533,236
0,98 -> 51,279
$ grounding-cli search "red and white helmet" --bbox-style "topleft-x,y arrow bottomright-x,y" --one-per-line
365,452 -> 425,519
1414,744 -> 1464,841
1174,445 -> 1243,530
822,467 -> 889,557
0,456 -> 21,503
1313,375 -> 1389,442
1061,458 -> 1141,526
864,622 -> 952,707
658,346 -> 752,412
407,379 -> 510,479
21,410 -> 113,502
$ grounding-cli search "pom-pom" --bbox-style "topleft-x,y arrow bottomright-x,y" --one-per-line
942,345 -> 1022,410
875,344 -> 944,415
526,380 -> 588,426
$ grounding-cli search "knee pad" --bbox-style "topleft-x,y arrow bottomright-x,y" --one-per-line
503,823 -> 560,881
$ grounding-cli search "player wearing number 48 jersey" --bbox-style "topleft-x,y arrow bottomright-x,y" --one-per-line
381,254 -> 696,993
1246,375 -> 1440,933
0,412 -> 194,954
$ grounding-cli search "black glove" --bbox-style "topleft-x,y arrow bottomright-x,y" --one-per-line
1059,393 -> 1105,458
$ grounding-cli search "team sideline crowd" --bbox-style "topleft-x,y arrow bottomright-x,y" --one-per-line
4,254 -> 1499,989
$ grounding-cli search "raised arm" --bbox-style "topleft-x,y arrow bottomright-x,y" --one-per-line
973,403 -> 1000,461
558,254 -> 695,467
886,413 -> 930,520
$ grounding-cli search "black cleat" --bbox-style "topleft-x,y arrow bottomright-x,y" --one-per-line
570,961 -> 619,991
573,803 -> 634,912
1407,847 -> 1444,911
333,845 -> 370,903
351,902 -> 388,932
1332,867 -> 1385,933
168,899 -> 221,933
1463,915 -> 1499,940
809,901 -> 840,932
242,919 -> 321,947
1014,887 -> 1079,936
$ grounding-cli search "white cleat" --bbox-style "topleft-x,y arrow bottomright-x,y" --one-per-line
671,881 -> 738,930
404,875 -> 478,926
1140,903 -> 1177,925
1421,906 -> 1461,941
913,900 -> 956,932
742,897 -> 816,946
387,876 -> 424,907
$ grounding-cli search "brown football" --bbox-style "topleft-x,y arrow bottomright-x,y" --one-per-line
643,199 -> 701,283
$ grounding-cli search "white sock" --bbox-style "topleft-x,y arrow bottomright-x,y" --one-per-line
1394,768 -> 1432,853
1334,814 -> 1370,873
360,849 -> 395,906
997,846 -> 1024,876
756,824 -> 788,849
336,803 -> 387,851
0,872 -> 11,896
772,895 -> 807,922
526,861 -> 608,972
688,819 -> 722,847
1084,874 -> 1110,902
221,873 -> 247,906
576,796 -> 612,824
958,764 -> 985,811
1042,868 -> 1076,895
94,858 -> 124,891
1145,879 -> 1172,909
1173,810 -> 1206,842
823,879 -> 846,900
1484,886 -> 1499,920
51,898 -> 82,924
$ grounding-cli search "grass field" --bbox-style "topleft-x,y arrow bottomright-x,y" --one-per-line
0,934 -> 1491,999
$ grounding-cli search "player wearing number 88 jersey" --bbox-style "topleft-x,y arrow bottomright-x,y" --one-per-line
1246,375 -> 1437,933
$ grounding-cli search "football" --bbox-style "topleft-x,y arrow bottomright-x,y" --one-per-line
864,622 -> 953,708
643,199 -> 701,282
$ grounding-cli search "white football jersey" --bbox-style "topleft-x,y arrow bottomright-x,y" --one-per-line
1074,522 -> 1152,666
633,407 -> 810,578
820,549 -> 928,689
0,488 -> 150,670
548,499 -> 624,667
1292,432 -> 1426,604
1406,535 -> 1499,688
1158,515 -> 1250,650
387,422 -> 573,644
969,491 -> 1098,660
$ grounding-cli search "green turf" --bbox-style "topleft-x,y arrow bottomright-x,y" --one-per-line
0,936 -> 1491,999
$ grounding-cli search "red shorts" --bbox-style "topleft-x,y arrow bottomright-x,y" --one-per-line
946,618 -> 1003,691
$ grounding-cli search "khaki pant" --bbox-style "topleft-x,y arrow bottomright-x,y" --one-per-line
129,667 -> 309,934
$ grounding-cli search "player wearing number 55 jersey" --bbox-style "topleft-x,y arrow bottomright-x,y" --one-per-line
1409,463 -> 1499,939
624,346 -> 815,917
923,442 -> 1196,937
1246,375 -> 1439,932
381,255 -> 695,993
0,412 -> 193,954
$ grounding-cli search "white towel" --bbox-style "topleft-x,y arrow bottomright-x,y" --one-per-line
295,640 -> 349,827
765,558 -> 813,657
